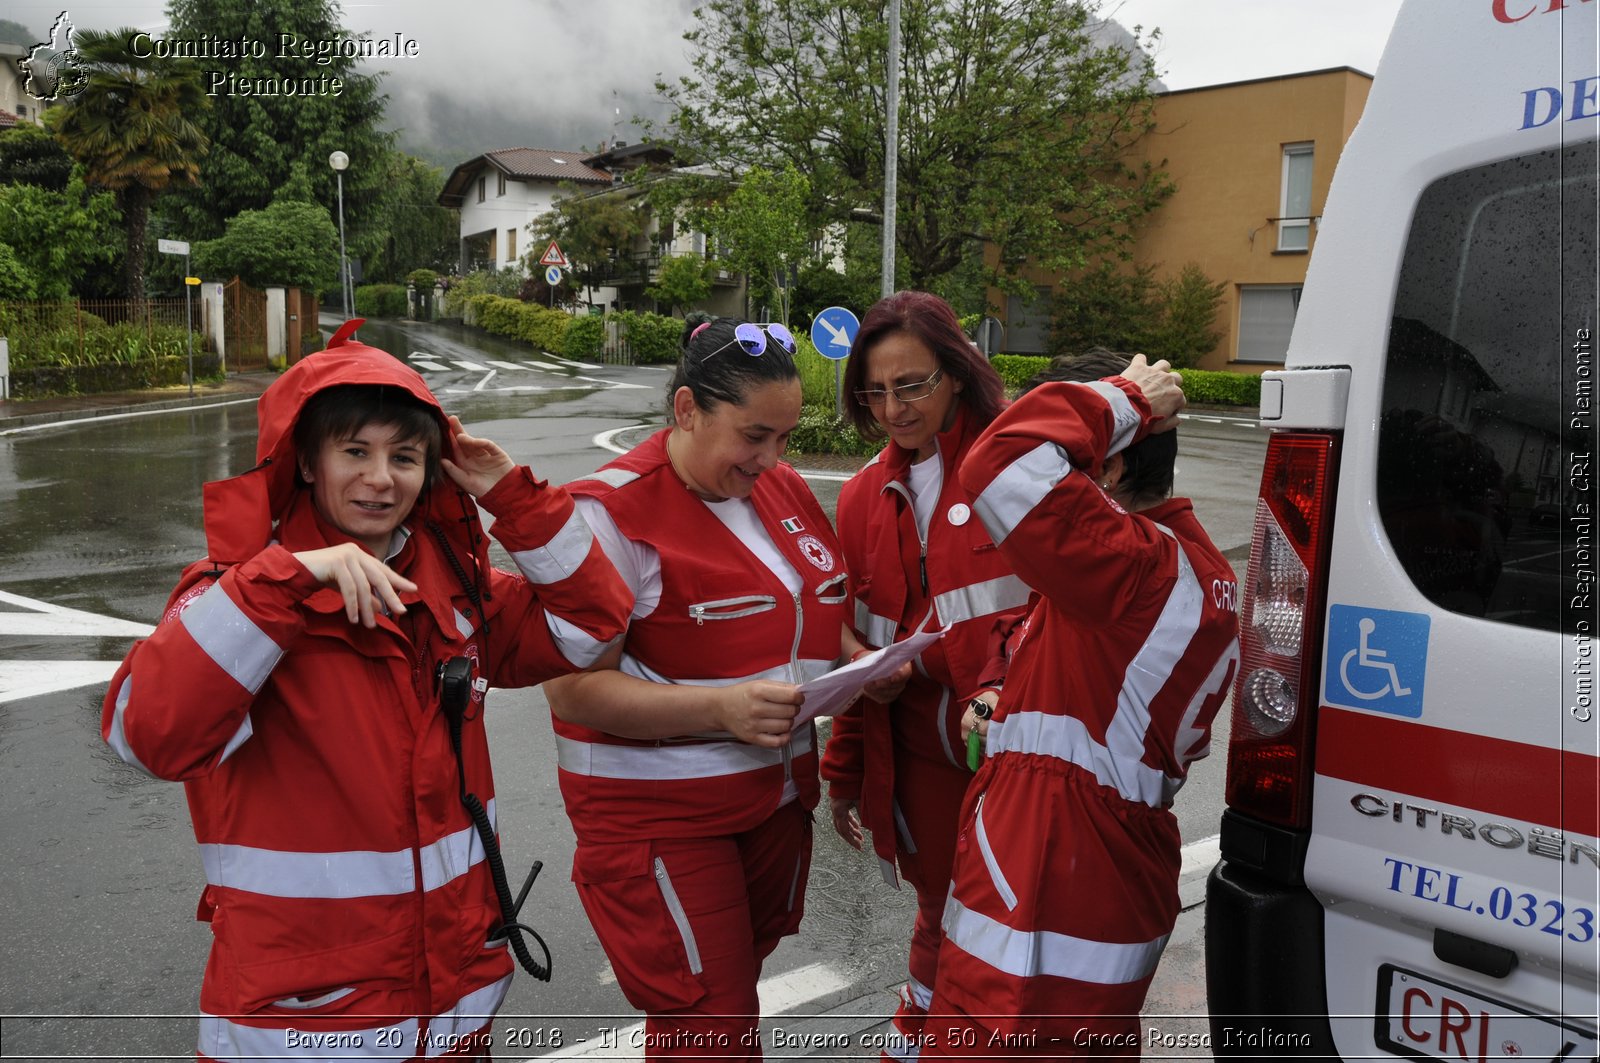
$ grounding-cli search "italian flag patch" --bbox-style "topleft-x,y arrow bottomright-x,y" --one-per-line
781,517 -> 805,533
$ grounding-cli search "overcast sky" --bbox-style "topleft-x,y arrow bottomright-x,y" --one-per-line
10,0 -> 1406,165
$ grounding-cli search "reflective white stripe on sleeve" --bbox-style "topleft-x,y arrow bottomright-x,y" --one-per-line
619,654 -> 833,688
180,582 -> 285,694
199,1013 -> 418,1061
545,611 -> 612,668
199,842 -> 416,899
932,574 -> 1031,627
508,508 -> 596,585
105,674 -> 155,776
971,440 -> 1073,546
556,727 -> 814,781
419,798 -> 495,892
1084,379 -> 1142,456
854,600 -> 898,649
941,893 -> 1169,985
422,974 -> 512,1059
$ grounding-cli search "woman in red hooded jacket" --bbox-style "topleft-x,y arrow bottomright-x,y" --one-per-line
821,292 -> 1028,1059
101,323 -> 630,1062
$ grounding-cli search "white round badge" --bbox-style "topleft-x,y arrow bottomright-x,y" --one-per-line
947,502 -> 971,527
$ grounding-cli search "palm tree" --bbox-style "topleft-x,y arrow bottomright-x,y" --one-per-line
47,28 -> 209,302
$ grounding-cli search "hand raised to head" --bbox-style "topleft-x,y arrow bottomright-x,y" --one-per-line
440,415 -> 517,497
1120,353 -> 1186,432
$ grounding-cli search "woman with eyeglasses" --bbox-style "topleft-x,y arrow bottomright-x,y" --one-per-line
821,290 -> 1029,1058
544,318 -> 852,1058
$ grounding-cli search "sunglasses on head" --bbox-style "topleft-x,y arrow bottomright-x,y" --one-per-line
699,322 -> 798,360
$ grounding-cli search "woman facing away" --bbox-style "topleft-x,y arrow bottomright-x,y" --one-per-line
101,321 -> 631,1062
821,291 -> 1029,1060
922,352 -> 1240,1059
545,318 -> 861,1059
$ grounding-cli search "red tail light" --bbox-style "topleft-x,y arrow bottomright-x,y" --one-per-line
1225,431 -> 1341,829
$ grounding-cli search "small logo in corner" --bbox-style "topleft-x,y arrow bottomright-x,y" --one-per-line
20,11 -> 89,103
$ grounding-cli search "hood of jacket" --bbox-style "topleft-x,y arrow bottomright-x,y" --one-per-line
202,320 -> 487,575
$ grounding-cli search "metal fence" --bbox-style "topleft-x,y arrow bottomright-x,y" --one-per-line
0,298 -> 203,362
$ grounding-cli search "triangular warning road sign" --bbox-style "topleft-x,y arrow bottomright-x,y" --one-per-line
539,241 -> 569,267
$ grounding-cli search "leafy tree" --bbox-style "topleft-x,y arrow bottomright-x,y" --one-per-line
0,125 -> 75,191
162,0 -> 394,254
45,28 -> 208,301
1149,262 -> 1225,368
0,242 -> 38,300
532,184 -> 645,303
657,0 -> 1171,293
646,254 -> 715,316
361,154 -> 458,282
707,163 -> 811,324
1048,261 -> 1159,357
0,175 -> 121,299
194,199 -> 339,292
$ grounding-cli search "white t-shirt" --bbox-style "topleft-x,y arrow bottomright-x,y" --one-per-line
907,451 -> 944,541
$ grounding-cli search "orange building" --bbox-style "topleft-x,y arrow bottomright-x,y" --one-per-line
997,67 -> 1373,372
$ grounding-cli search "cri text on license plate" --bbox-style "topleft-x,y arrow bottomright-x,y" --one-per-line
1377,965 -> 1597,1062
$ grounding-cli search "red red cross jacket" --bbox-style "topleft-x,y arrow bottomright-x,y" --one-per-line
563,429 -> 850,845
820,406 -> 1030,867
101,330 -> 630,1061
932,377 -> 1241,1027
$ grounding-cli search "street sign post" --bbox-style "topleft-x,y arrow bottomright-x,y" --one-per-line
810,306 -> 861,417
158,239 -> 195,396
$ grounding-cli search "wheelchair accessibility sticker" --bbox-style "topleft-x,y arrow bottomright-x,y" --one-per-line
1324,605 -> 1429,717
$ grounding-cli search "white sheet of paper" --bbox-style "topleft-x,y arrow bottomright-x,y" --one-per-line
795,621 -> 950,725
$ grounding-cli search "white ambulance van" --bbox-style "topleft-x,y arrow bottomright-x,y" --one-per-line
1207,0 -> 1599,1058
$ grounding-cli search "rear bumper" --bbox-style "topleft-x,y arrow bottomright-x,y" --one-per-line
1205,859 -> 1342,1059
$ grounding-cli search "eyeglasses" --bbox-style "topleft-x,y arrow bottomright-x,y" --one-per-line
702,322 -> 797,361
854,369 -> 945,406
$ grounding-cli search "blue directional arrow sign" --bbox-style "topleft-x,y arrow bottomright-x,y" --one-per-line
810,306 -> 860,361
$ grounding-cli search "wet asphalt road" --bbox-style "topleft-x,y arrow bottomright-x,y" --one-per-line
0,316 -> 1266,1059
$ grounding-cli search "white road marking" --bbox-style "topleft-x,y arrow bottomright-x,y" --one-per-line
472,370 -> 498,392
531,961 -> 851,1061
575,375 -> 651,390
0,398 -> 260,437
544,356 -> 604,370
411,360 -> 451,373
0,661 -> 123,705
451,360 -> 489,372
488,360 -> 533,372
523,360 -> 567,371
0,591 -> 154,637
0,591 -> 153,704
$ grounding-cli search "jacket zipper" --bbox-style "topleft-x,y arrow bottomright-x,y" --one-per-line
972,794 -> 1019,911
784,591 -> 803,782
688,594 -> 778,626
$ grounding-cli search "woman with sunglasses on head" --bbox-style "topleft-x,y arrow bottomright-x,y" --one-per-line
544,318 -> 852,1059
821,290 -> 1028,1059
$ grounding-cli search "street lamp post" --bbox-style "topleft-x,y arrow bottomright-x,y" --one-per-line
328,150 -> 351,319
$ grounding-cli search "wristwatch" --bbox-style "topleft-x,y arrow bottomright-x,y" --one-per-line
968,697 -> 994,721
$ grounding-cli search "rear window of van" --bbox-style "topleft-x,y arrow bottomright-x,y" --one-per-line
1378,142 -> 1598,633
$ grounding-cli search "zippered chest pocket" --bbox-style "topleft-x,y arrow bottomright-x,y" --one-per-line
688,594 -> 778,625
814,573 -> 849,606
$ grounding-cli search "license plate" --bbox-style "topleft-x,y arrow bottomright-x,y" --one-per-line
1376,964 -> 1598,1062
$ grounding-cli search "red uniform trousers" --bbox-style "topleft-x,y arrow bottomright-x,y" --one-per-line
573,801 -> 812,1060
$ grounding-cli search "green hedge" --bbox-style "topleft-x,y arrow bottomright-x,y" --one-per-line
612,310 -> 682,364
8,322 -> 190,371
354,283 -> 407,318
467,294 -> 572,356
787,404 -> 879,457
12,352 -> 222,398
987,353 -> 1259,408
565,314 -> 605,360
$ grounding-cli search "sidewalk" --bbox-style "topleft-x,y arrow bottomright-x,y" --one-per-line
0,371 -> 277,433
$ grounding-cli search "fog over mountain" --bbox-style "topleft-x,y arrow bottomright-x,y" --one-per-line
9,1 -> 1158,171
